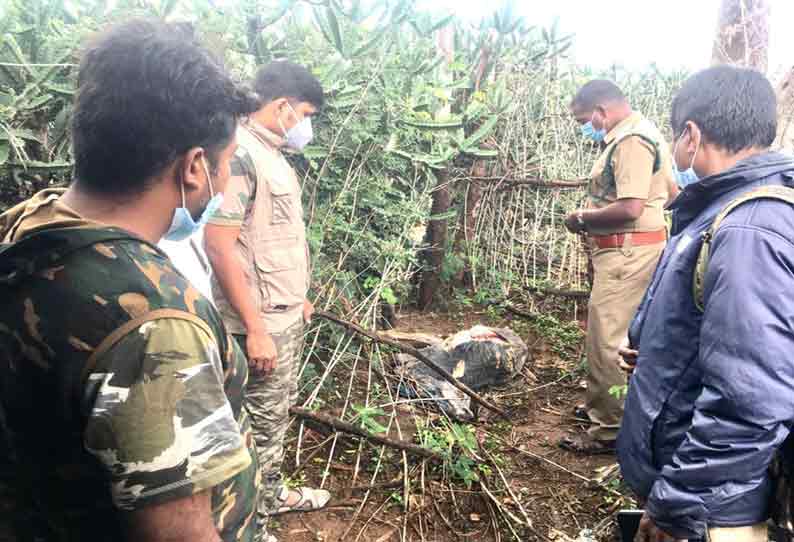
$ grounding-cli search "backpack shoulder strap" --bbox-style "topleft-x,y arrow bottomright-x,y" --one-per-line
599,133 -> 662,202
693,185 -> 794,311
80,308 -> 215,387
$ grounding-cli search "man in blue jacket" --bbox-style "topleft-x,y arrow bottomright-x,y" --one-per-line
617,65 -> 794,541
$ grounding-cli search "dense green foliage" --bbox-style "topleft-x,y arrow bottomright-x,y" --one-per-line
0,0 -> 685,314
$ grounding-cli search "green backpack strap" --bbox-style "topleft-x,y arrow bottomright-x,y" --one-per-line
693,185 -> 794,312
664,209 -> 673,239
596,133 -> 662,204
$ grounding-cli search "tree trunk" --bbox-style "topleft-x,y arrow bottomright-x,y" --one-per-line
776,67 -> 794,154
711,2 -> 789,152
418,170 -> 450,310
416,24 -> 455,311
461,179 -> 483,290
453,162 -> 486,290
711,0 -> 770,72
449,40 -> 493,292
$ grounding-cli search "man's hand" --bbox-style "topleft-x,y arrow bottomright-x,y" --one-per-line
634,512 -> 676,542
565,210 -> 586,234
303,299 -> 315,324
568,198 -> 646,232
618,336 -> 639,375
246,327 -> 278,377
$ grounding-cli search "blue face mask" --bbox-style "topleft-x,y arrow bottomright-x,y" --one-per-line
674,167 -> 699,188
672,130 -> 700,188
164,158 -> 224,242
581,113 -> 607,142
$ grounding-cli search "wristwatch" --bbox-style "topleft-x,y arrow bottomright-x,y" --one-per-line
576,211 -> 587,232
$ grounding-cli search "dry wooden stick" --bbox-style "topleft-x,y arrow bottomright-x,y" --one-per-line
348,476 -> 404,492
524,285 -> 589,299
480,480 -> 526,528
485,500 -> 503,542
429,486 -> 483,538
289,434 -> 335,477
290,407 -> 443,461
493,437 -> 592,484
503,303 -> 536,320
353,495 -> 393,542
483,448 -> 537,536
314,310 -> 509,418
469,176 -> 589,188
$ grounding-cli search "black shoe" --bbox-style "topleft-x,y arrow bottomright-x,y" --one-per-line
573,405 -> 590,422
559,433 -> 616,455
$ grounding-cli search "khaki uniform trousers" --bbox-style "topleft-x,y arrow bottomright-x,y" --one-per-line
585,239 -> 664,441
661,522 -> 768,542
704,523 -> 768,541
669,522 -> 769,541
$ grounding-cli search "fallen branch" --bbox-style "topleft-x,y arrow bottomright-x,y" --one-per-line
525,285 -> 589,299
348,476 -> 404,492
469,176 -> 588,189
315,310 -> 509,419
290,406 -> 443,461
503,303 -> 536,320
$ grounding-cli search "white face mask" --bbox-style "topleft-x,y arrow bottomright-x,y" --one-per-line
277,102 -> 313,151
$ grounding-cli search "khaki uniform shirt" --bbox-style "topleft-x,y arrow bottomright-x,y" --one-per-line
208,120 -> 309,334
586,112 -> 675,235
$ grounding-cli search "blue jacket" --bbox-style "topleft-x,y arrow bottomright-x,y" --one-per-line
617,152 -> 794,540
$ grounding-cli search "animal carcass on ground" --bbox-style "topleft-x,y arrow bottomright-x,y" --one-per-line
395,325 -> 529,420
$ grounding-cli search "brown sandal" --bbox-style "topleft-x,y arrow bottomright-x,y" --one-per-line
559,433 -> 616,455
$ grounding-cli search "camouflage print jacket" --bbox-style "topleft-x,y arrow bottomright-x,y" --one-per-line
0,190 -> 259,542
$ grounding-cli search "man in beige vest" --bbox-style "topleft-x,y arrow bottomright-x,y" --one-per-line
560,80 -> 677,454
205,61 -> 329,541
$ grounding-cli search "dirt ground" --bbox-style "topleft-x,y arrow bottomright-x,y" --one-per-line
271,307 -> 627,542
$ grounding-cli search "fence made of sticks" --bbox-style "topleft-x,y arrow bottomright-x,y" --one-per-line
466,64 -> 685,307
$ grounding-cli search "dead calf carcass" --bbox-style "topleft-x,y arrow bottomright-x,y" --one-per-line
395,325 -> 528,420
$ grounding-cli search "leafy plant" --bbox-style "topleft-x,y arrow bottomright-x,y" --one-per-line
388,491 -> 404,507
529,313 -> 584,358
363,275 -> 399,305
350,404 -> 388,435
609,384 -> 629,399
418,418 -> 481,488
0,0 -> 684,332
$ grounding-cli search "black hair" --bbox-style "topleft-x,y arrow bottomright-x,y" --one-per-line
253,61 -> 324,110
71,19 -> 261,196
570,79 -> 626,111
671,65 -> 776,153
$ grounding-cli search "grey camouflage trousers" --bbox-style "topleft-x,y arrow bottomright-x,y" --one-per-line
234,317 -> 303,534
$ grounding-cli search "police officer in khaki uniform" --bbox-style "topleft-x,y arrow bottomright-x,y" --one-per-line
205,61 -> 329,542
560,80 -> 677,454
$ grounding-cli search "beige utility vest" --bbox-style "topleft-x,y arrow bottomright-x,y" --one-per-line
234,122 -> 309,334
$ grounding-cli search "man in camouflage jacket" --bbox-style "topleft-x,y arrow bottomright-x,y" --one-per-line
0,19 -> 262,542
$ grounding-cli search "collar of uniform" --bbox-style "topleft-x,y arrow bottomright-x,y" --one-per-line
604,111 -> 643,145
244,118 -> 286,149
